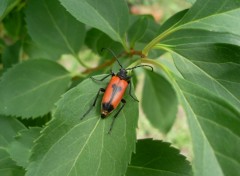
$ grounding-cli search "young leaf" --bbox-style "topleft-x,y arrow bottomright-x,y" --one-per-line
85,28 -> 123,56
26,76 -> 138,176
25,0 -> 85,59
173,76 -> 240,176
0,59 -> 71,118
59,0 -> 129,44
0,115 -> 26,176
128,15 -> 148,47
9,127 -> 41,168
134,17 -> 162,58
142,70 -> 178,134
136,16 -> 160,44
126,139 -> 192,176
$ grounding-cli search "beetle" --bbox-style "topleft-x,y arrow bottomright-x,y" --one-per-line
81,48 -> 153,133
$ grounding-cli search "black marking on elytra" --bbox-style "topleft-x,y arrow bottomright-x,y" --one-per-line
108,84 -> 122,103
102,103 -> 114,113
101,84 -> 122,115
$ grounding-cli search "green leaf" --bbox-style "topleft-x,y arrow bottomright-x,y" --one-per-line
161,29 -> 240,46
23,36 -> 53,60
19,113 -> 52,128
0,59 -> 71,118
143,0 -> 240,54
142,70 -> 178,133
26,76 -> 138,176
158,9 -> 188,35
171,44 -> 240,109
25,0 -> 85,59
3,7 -> 25,40
135,17 -> 162,58
173,76 -> 240,176
0,149 -> 25,176
126,139 -> 192,176
0,0 -> 20,20
185,0 -> 196,4
177,0 -> 240,35
0,116 -> 25,146
137,16 -> 160,44
2,41 -> 21,70
128,15 -> 148,47
85,28 -> 123,56
59,0 -> 129,44
9,127 -> 41,168
163,35 -> 240,175
0,115 -> 26,176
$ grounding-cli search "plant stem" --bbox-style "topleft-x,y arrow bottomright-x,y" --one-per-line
142,27 -> 177,56
141,58 -> 174,81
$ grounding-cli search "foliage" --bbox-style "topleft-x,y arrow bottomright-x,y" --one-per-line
0,0 -> 239,176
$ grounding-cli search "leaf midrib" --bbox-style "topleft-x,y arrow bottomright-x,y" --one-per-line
33,116 -> 97,176
43,1 -> 76,55
185,94 -> 240,169
66,118 -> 101,176
178,5 -> 240,30
82,1 -> 121,42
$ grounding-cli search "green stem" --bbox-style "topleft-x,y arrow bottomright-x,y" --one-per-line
141,58 -> 174,82
126,57 -> 174,82
127,60 -> 141,69
142,26 -> 178,56
153,44 -> 174,52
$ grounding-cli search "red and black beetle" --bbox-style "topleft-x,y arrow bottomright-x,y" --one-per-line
81,48 -> 153,133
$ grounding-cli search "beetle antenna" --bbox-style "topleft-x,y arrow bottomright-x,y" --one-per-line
126,65 -> 153,72
101,48 -> 123,68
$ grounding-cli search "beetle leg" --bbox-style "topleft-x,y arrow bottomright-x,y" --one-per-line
80,88 -> 105,120
91,70 -> 114,82
108,99 -> 126,134
128,81 -> 139,102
